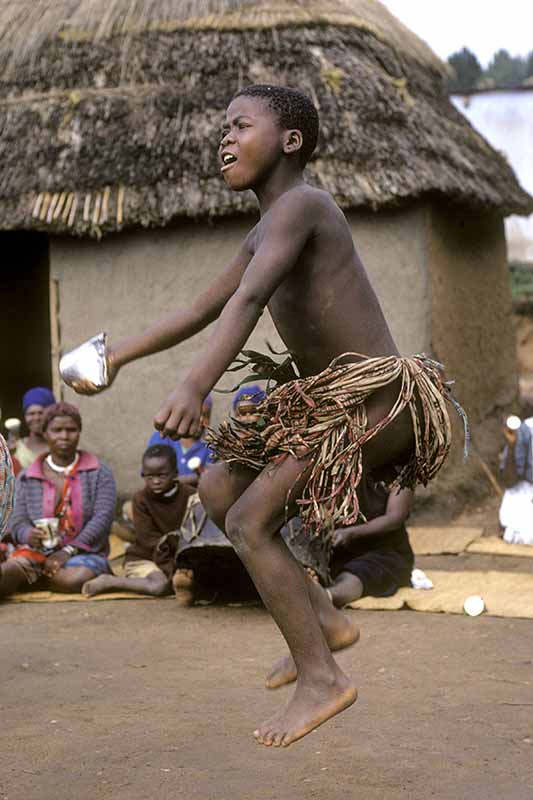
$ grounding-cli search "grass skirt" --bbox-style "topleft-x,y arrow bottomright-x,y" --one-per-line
208,352 -> 468,544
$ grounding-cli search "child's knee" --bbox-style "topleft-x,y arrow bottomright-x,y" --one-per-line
225,502 -> 269,554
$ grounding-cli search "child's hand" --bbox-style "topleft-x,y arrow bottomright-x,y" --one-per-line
153,384 -> 204,439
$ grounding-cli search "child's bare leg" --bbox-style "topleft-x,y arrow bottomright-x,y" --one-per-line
225,454 -> 357,747
265,570 -> 360,689
82,571 -> 170,597
172,568 -> 195,607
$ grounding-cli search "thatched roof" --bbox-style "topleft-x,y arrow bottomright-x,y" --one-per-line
0,0 -> 531,237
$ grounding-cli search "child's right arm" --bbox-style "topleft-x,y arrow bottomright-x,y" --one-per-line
85,241 -> 254,392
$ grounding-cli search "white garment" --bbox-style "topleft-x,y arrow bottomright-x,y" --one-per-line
499,480 -> 533,545
410,568 -> 434,590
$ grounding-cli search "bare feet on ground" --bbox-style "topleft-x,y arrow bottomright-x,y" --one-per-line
265,608 -> 359,689
255,668 -> 357,747
172,568 -> 195,607
81,575 -> 116,597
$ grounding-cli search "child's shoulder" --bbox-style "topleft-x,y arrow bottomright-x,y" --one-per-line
263,184 -> 339,232
278,183 -> 336,212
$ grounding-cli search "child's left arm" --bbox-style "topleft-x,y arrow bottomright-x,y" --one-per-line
334,488 -> 413,549
154,189 -> 317,439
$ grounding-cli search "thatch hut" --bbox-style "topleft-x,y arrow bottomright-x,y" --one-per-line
1,0 -> 531,493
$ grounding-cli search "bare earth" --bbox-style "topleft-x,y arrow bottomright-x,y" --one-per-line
2,561 -> 533,800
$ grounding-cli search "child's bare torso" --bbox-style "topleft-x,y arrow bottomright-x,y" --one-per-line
248,185 -> 399,377
246,184 -> 412,467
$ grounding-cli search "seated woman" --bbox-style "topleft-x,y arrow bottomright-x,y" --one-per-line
1,433 -> 15,537
0,402 -> 116,597
12,387 -> 56,470
328,478 -> 414,607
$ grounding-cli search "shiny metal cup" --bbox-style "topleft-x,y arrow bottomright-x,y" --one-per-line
59,332 -> 109,393
34,517 -> 61,550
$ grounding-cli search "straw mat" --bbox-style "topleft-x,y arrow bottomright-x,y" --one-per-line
349,569 -> 533,619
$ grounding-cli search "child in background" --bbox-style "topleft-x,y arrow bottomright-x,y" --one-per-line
83,445 -> 194,597
232,384 -> 266,423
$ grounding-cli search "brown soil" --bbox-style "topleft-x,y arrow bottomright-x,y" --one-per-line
3,317 -> 532,800
2,594 -> 533,800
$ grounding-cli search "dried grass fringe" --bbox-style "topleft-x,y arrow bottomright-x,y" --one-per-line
208,352 -> 468,544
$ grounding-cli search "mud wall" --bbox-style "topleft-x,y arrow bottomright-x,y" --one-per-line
50,206 -> 429,492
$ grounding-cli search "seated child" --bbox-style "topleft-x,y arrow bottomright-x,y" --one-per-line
83,444 -> 194,597
328,477 -> 414,607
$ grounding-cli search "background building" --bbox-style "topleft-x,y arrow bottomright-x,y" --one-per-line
452,86 -> 533,264
1,0 -> 531,492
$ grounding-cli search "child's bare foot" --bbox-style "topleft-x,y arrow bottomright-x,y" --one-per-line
81,575 -> 116,597
255,668 -> 357,747
172,568 -> 195,607
265,605 -> 359,689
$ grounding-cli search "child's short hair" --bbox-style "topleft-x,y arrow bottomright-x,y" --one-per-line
233,85 -> 319,166
142,444 -> 177,472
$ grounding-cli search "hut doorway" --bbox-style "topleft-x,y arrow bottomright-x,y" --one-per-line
0,232 -> 52,426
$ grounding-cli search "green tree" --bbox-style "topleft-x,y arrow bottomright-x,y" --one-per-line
485,49 -> 526,86
447,47 -> 482,92
525,50 -> 533,79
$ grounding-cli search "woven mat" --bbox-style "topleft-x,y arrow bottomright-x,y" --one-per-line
3,590 -> 165,603
349,570 -> 533,618
408,526 -> 482,555
466,536 -> 533,558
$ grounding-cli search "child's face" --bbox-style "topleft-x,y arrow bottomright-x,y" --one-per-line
142,456 -> 177,496
219,96 -> 285,191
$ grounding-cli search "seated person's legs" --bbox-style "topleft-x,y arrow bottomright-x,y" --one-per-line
83,558 -> 170,597
328,571 -> 364,608
50,553 -> 112,594
0,559 -> 32,597
172,567 -> 195,606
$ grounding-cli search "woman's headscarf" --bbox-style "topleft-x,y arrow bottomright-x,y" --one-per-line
22,387 -> 56,413
0,434 -> 15,536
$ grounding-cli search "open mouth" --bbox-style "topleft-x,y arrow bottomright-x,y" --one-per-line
221,152 -> 238,171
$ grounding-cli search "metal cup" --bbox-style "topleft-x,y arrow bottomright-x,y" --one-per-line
59,332 -> 109,393
34,517 -> 61,550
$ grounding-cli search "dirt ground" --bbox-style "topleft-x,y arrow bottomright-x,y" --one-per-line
2,551 -> 533,800
3,316 -> 532,800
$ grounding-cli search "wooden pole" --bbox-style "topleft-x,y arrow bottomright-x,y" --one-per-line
49,277 -> 63,401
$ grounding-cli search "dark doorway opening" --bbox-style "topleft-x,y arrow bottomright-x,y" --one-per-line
1,232 -> 51,429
